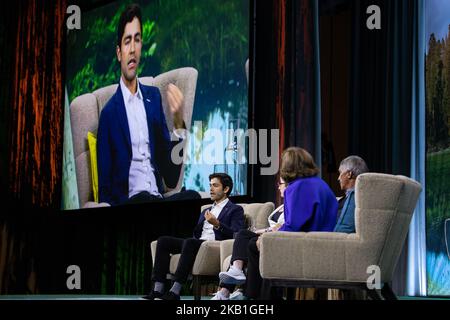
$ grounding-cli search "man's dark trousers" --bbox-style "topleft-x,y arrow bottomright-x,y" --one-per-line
152,236 -> 205,284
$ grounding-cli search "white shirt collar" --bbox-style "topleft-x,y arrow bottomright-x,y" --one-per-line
213,197 -> 229,209
120,76 -> 143,104
345,188 -> 355,197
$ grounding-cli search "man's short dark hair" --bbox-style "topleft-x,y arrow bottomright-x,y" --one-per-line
117,4 -> 142,47
209,173 -> 233,196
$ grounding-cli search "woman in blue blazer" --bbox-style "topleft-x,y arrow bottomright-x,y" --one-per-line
212,147 -> 338,300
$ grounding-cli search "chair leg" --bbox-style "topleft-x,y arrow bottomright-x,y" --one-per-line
260,279 -> 273,299
286,287 -> 296,300
365,288 -> 381,300
192,276 -> 201,300
381,283 -> 397,300
342,288 -> 366,300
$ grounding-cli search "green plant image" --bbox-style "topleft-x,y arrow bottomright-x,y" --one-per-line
425,3 -> 450,295
426,149 -> 450,296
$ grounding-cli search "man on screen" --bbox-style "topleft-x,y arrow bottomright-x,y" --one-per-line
97,4 -> 199,206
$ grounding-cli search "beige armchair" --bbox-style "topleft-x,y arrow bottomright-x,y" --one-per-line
69,68 -> 198,208
259,173 -> 422,300
150,202 -> 274,300
220,202 -> 275,272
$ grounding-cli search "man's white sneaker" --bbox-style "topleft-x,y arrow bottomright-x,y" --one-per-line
219,266 -> 246,285
211,290 -> 230,300
229,289 -> 246,300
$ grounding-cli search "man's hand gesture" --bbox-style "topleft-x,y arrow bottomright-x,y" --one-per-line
166,83 -> 185,130
204,210 -> 220,228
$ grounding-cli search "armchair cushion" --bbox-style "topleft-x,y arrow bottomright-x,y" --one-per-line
219,202 -> 275,271
241,202 -> 275,230
87,131 -> 98,203
260,231 -> 355,281
220,239 -> 235,272
192,241 -> 221,275
150,239 -> 221,277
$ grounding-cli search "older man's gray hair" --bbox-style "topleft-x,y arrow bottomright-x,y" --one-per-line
339,156 -> 369,177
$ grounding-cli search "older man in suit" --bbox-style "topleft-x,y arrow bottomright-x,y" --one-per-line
334,155 -> 369,233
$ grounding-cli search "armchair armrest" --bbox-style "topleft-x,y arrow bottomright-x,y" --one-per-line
192,240 -> 221,276
82,201 -> 111,209
220,239 -> 235,272
259,231 -> 357,281
151,239 -> 222,276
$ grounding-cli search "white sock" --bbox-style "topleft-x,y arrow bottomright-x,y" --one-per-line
220,288 -> 230,298
170,281 -> 182,295
232,260 -> 244,270
154,281 -> 164,293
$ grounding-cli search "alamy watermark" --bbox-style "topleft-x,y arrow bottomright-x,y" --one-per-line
170,121 -> 280,176
66,265 -> 81,290
66,5 -> 81,30
366,265 -> 381,290
366,5 -> 381,30
67,4 -> 380,31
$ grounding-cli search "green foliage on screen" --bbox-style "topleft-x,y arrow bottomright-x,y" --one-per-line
425,15 -> 450,295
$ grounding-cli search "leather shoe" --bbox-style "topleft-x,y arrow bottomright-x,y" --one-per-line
142,290 -> 164,300
158,291 -> 180,300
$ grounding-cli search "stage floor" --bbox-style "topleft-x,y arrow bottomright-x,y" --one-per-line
0,295 -> 212,300
0,295 -> 448,300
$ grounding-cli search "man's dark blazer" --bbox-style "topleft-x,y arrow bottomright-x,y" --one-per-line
97,82 -> 181,206
193,201 -> 245,240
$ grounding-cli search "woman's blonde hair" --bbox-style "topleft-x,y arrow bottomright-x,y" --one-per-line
280,147 -> 319,183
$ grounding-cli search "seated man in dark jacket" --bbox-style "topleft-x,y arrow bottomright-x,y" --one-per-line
144,173 -> 244,300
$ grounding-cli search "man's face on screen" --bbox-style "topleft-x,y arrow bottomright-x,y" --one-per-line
209,178 -> 228,202
117,17 -> 142,84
